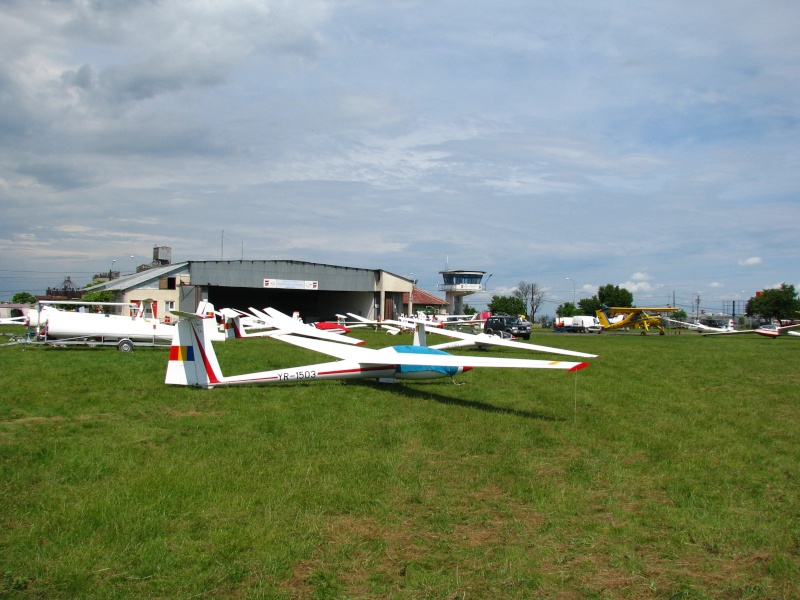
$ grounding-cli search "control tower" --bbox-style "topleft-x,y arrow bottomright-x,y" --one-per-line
438,270 -> 486,315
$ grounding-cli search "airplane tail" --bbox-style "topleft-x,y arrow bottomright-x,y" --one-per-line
595,308 -> 612,328
165,312 -> 224,388
195,300 -> 217,318
413,321 -> 428,347
225,314 -> 245,339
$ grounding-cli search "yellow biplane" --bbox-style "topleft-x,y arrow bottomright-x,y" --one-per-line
596,305 -> 679,335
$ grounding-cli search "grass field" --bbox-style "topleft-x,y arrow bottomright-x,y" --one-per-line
1,326 -> 798,598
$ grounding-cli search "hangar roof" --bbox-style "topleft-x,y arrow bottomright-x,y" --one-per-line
189,260 -> 410,292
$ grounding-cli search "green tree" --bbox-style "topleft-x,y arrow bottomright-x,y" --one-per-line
11,292 -> 36,304
598,284 -> 634,307
488,295 -> 525,316
462,304 -> 477,315
575,284 -> 631,315
81,290 -> 116,304
578,296 -> 602,315
746,284 -> 799,321
556,302 -> 577,317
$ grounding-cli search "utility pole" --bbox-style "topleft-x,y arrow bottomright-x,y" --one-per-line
695,293 -> 701,323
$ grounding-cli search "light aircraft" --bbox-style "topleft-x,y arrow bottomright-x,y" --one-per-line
666,318 -> 736,333
595,306 -> 679,335
166,312 -> 590,388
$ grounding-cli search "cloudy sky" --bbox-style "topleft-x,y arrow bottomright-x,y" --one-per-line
1,0 -> 798,314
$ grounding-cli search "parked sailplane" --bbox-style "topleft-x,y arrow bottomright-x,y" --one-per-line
394,317 -> 598,358
343,313 -> 403,334
703,322 -> 800,338
666,318 -> 736,333
20,300 -> 224,344
166,312 -> 591,388
254,307 -> 365,345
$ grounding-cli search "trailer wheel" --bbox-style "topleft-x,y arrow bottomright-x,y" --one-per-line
117,339 -> 135,352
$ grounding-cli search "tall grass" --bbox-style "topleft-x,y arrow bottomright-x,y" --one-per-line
1,326 -> 798,598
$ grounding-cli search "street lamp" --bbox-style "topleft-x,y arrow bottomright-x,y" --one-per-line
130,255 -> 135,274
109,259 -> 116,280
565,277 -> 575,305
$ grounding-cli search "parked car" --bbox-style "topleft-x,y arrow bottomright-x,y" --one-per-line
484,315 -> 531,340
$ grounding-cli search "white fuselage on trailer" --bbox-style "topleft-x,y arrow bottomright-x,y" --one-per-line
41,307 -> 175,342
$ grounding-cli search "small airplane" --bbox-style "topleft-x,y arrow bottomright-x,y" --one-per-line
166,311 -> 590,389
666,318 -> 736,333
595,306 -> 679,335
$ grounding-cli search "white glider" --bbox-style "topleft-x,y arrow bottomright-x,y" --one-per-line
166,312 -> 589,389
398,318 -> 598,359
249,307 -> 365,345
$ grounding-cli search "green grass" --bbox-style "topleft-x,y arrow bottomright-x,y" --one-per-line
1,326 -> 799,598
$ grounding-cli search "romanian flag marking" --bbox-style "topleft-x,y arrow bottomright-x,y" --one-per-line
169,345 -> 195,361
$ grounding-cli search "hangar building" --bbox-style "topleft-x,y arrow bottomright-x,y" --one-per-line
86,259 -> 414,323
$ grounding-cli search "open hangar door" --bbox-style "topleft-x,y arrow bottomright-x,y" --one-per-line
206,286 -> 374,322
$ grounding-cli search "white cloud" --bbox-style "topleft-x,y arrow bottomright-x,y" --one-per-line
1,1 -> 798,304
738,257 -> 763,267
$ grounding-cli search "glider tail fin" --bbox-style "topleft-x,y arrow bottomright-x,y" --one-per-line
413,321 -> 428,347
225,315 -> 245,339
166,312 -> 224,388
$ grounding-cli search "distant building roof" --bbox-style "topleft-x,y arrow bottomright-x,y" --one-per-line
403,287 -> 449,306
84,262 -> 189,292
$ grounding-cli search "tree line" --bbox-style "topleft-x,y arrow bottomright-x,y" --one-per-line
475,282 -> 799,323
